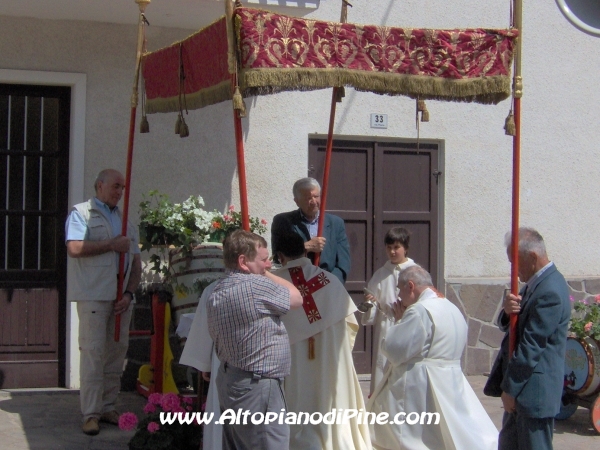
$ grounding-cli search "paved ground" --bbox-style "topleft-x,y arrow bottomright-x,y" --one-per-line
0,376 -> 598,449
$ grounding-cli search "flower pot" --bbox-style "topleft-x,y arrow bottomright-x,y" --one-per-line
169,243 -> 226,325
564,336 -> 600,396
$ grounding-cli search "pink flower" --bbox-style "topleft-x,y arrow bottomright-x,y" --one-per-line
182,397 -> 194,405
569,296 -> 575,303
261,218 -> 268,225
595,294 -> 600,304
187,405 -> 193,411
161,393 -> 181,412
148,393 -> 163,405
143,402 -> 157,414
223,214 -> 231,222
147,422 -> 160,433
229,205 -> 235,211
585,322 -> 593,332
172,405 -> 186,414
118,412 -> 138,431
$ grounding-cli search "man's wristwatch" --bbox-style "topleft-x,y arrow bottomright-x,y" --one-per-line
123,290 -> 134,299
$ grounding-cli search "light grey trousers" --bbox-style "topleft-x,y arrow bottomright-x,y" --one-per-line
217,362 -> 289,450
77,301 -> 132,422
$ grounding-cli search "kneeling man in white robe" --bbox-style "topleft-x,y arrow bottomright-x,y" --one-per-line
273,233 -> 371,450
367,265 -> 498,450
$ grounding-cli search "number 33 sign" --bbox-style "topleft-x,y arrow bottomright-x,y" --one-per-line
370,113 -> 388,129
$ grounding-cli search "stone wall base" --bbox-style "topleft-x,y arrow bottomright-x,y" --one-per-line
449,277 -> 600,375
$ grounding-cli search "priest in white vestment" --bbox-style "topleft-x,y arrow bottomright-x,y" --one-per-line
273,233 -> 371,450
367,266 -> 498,450
179,282 -> 222,450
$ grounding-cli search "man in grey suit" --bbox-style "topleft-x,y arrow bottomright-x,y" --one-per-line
271,177 -> 351,284
497,227 -> 570,449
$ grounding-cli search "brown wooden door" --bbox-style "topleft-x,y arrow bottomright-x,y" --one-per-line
309,138 -> 439,374
0,83 -> 70,388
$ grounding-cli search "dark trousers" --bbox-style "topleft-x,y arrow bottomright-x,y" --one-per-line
217,362 -> 289,450
499,411 -> 554,450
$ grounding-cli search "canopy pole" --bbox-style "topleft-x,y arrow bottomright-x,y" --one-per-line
314,0 -> 348,267
115,0 -> 150,342
509,0 -> 523,358
314,88 -> 339,267
233,78 -> 250,231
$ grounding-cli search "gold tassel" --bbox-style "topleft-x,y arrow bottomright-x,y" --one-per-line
335,86 -> 345,103
504,111 -> 516,136
139,115 -> 149,133
308,336 -> 315,360
233,86 -> 247,118
417,99 -> 429,122
179,119 -> 189,138
175,114 -> 182,135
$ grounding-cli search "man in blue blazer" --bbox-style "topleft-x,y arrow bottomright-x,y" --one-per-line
496,227 -> 570,450
271,178 -> 351,284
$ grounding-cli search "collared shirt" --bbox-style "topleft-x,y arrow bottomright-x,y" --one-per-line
300,210 -> 319,238
206,269 -> 291,378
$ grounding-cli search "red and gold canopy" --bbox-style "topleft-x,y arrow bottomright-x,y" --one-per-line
142,6 -> 518,114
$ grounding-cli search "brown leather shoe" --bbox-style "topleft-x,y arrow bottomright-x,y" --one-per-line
100,410 -> 120,425
82,417 -> 100,435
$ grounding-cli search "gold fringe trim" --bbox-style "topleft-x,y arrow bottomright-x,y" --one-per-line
146,81 -> 231,114
240,68 -> 511,105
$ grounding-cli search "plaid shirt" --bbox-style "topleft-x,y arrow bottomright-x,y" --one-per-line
207,270 -> 291,378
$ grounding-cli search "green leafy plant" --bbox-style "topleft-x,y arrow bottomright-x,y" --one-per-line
138,191 -> 268,296
208,204 -> 268,243
569,295 -> 600,341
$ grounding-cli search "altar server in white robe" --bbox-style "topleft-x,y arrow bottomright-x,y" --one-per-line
273,233 -> 371,450
179,281 -> 222,450
367,265 -> 498,450
361,227 -> 416,395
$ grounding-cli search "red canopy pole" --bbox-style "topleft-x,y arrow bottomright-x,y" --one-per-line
509,0 -> 523,358
115,0 -> 150,341
314,1 -> 348,267
314,87 -> 339,267
233,79 -> 250,231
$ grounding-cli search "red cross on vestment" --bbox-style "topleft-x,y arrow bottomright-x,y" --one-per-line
288,266 -> 330,324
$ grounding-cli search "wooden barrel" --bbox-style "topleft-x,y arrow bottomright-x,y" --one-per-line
169,243 -> 225,325
564,336 -> 600,397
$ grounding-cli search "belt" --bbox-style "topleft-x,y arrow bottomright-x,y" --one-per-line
222,362 -> 283,382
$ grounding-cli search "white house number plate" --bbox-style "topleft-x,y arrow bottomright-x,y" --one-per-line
370,113 -> 388,129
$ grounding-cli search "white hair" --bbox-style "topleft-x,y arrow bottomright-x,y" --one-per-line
504,227 -> 547,257
398,265 -> 433,288
293,177 -> 320,199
